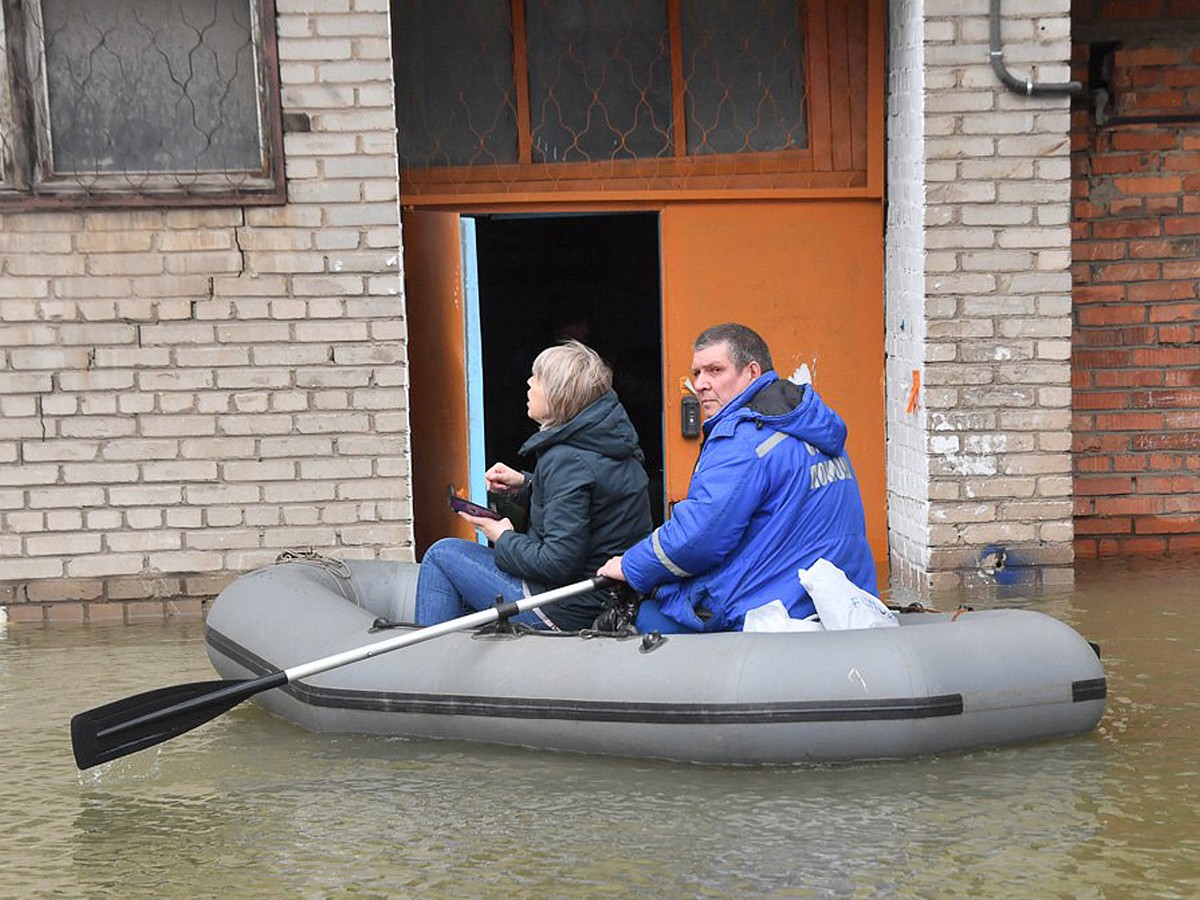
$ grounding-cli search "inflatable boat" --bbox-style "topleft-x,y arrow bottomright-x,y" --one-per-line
203,555 -> 1106,765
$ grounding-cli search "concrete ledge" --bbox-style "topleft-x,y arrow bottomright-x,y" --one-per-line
1,597 -> 211,628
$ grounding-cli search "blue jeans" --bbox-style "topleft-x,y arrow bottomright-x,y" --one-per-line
414,538 -> 555,629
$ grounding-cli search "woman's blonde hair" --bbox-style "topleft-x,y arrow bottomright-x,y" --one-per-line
531,340 -> 613,427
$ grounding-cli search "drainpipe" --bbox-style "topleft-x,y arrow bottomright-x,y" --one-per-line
988,0 -> 1082,96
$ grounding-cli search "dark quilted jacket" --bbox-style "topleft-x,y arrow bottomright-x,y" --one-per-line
493,390 -> 652,629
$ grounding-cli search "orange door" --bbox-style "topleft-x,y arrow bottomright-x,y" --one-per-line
659,200 -> 887,575
401,209 -> 475,555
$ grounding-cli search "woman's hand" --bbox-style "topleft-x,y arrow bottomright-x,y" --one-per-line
484,462 -> 525,494
459,510 -> 513,544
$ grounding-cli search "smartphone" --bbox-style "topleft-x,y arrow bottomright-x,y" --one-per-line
448,484 -> 502,520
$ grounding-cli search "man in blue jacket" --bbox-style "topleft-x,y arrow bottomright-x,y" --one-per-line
597,323 -> 877,633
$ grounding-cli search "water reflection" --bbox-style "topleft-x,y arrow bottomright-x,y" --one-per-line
2,558 -> 1199,897
63,735 -> 1113,898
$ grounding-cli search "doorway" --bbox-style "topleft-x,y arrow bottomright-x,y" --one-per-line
471,213 -> 665,526
404,200 -> 886,576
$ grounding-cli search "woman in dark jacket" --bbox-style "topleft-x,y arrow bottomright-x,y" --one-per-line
414,340 -> 652,630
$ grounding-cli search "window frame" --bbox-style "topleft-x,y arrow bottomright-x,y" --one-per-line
0,0 -> 285,209
398,0 -> 880,204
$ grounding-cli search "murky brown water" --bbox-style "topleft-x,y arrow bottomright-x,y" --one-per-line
2,557 -> 1198,898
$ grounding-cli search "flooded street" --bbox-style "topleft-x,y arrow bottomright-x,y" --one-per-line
2,557 -> 1198,898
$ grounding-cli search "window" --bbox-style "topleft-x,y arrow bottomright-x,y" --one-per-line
393,1 -> 518,169
680,0 -> 808,156
524,1 -> 675,163
0,0 -> 284,207
393,0 -> 871,201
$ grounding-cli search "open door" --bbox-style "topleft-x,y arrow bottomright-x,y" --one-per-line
402,209 -> 476,556
471,213 -> 665,524
659,200 -> 888,581
405,210 -> 665,555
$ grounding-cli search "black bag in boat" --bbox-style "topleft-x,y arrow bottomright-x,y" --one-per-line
590,583 -> 643,635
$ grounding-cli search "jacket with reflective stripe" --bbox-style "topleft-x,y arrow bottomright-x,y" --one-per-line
621,372 -> 877,631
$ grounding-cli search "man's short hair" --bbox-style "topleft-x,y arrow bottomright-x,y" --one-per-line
531,339 -> 613,427
693,323 -> 774,373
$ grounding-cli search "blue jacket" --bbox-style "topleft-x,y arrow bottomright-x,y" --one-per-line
621,372 -> 877,631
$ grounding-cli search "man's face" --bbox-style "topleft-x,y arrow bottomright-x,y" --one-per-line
691,342 -> 761,417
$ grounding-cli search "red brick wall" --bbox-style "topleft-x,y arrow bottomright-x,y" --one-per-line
1071,7 -> 1200,557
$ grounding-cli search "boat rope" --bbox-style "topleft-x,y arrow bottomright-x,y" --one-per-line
368,618 -> 405,633
888,601 -> 943,614
273,547 -> 363,610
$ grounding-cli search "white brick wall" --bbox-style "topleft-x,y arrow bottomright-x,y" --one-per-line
885,0 -> 932,597
0,3 -> 411,620
886,0 -> 1075,596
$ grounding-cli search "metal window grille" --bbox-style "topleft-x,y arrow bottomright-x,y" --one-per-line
0,0 -> 284,206
681,0 -> 808,156
525,0 -> 675,163
395,0 -> 835,198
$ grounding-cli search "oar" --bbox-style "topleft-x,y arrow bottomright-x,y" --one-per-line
71,576 -> 614,770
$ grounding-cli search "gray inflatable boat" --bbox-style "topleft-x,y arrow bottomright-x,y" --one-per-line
204,556 -> 1106,765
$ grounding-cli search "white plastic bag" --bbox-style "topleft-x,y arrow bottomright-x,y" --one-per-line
797,558 -> 898,630
744,599 -> 825,632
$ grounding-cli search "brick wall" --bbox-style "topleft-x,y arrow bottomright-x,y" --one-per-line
0,1 -> 1096,618
885,0 -> 932,596
1071,2 -> 1200,557
0,2 -> 411,624
886,0 -> 1076,596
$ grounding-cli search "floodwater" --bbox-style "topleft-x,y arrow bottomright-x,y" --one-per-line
1,558 -> 1197,898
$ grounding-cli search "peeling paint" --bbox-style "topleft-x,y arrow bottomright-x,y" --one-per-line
930,435 -> 959,454
965,434 -> 1008,454
945,455 -> 998,476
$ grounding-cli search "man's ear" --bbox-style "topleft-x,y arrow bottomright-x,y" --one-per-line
746,361 -> 762,380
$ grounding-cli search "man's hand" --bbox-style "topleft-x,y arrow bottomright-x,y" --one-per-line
597,555 -> 627,582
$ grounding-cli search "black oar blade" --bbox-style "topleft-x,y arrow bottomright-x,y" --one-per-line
71,673 -> 285,770
69,577 -> 606,770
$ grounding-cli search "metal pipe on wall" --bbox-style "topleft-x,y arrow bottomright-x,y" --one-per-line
988,0 -> 1082,96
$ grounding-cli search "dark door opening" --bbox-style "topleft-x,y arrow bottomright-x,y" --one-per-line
473,213 -> 665,525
